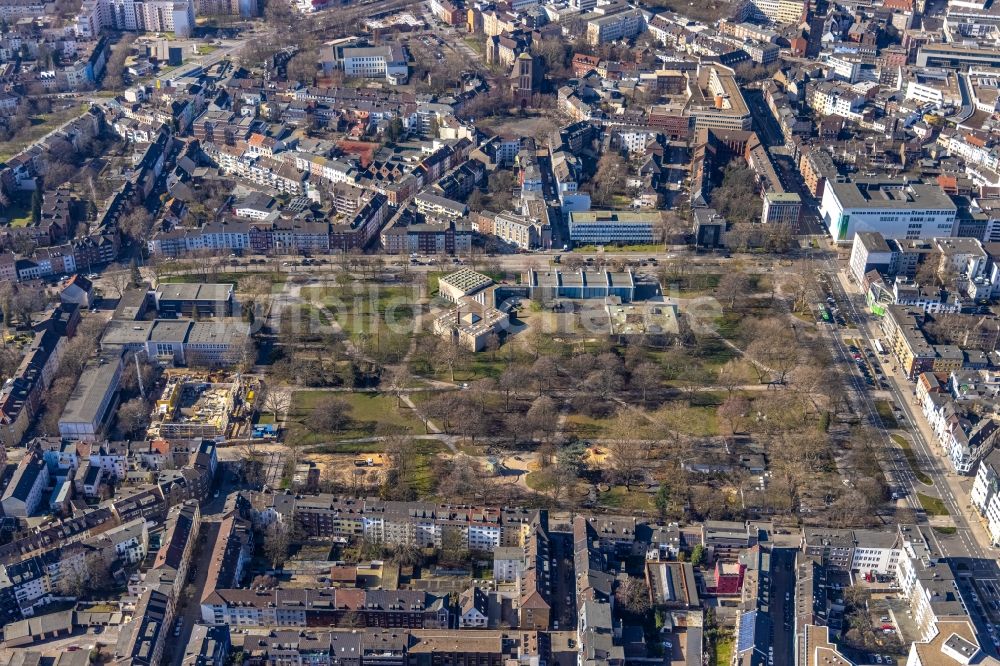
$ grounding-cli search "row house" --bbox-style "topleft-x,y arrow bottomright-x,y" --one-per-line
208,144 -> 305,195
201,588 -> 450,629
330,193 -> 390,252
0,305 -> 78,447
381,220 -> 473,255
917,371 -> 1000,474
293,153 -> 359,184
971,448 -> 1000,546
147,221 -> 252,257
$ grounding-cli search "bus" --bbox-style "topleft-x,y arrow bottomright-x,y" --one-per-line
874,339 -> 886,355
817,303 -> 831,322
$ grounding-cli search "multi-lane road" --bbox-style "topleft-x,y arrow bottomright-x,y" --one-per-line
822,257 -> 1000,651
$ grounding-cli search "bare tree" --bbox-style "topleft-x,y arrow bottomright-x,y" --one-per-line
605,408 -> 649,490
262,522 -> 291,569
117,397 -> 149,437
107,271 -> 132,299
525,395 -> 558,441
615,575 -> 651,615
717,272 -> 751,310
717,395 -> 750,437
629,362 -> 661,401
307,396 -> 352,433
11,286 -> 46,327
434,338 -> 468,383
262,389 -> 291,421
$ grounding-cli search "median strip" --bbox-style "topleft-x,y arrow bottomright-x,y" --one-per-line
891,434 -> 933,486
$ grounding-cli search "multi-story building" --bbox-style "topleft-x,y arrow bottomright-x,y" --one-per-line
381,220 -> 472,255
585,8 -> 646,45
568,211 -> 657,245
895,524 -> 970,642
971,448 -> 1000,545
761,192 -> 802,226
57,355 -> 123,442
880,305 -> 967,379
735,0 -> 807,24
493,212 -> 549,250
153,501 -> 201,598
341,46 -> 408,82
196,0 -> 259,17
414,192 -> 468,220
201,588 -> 450,628
820,178 -> 958,242
917,372 -> 1000,475
687,64 -> 752,132
1,449 -> 50,518
75,0 -> 195,37
153,283 -> 234,319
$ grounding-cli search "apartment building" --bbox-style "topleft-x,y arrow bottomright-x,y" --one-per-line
0,305 -> 77,447
1,450 -> 50,518
801,528 -> 901,575
201,588 -> 450,628
917,372 -> 1000,474
75,0 -> 195,37
493,212 -> 549,250
153,501 -> 201,598
971,448 -> 1000,545
880,305 -> 963,379
895,525 -> 970,642
585,9 -> 646,45
735,0 -> 807,24
414,192 -> 468,220
0,0 -> 47,20
381,220 -> 472,255
196,0 -> 259,17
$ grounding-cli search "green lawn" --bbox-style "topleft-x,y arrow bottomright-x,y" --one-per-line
598,486 -> 655,512
462,37 -> 485,54
891,434 -> 932,485
0,104 -> 90,162
564,413 -> 612,437
286,391 -> 426,445
572,244 -> 666,253
917,492 -> 949,516
160,271 -> 284,285
525,470 -> 555,492
933,526 -> 957,536
0,193 -> 33,227
710,637 -> 735,666
300,284 -> 420,340
874,400 -> 898,429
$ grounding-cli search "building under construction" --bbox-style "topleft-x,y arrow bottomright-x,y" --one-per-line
148,370 -> 243,439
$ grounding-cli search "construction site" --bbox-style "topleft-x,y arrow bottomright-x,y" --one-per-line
146,370 -> 255,440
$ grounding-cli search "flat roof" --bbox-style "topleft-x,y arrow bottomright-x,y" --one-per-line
102,320 -> 155,346
829,179 -> 956,211
187,320 -> 248,346
59,357 -> 121,427
155,283 -> 234,302
439,268 -> 494,294
569,210 -> 660,224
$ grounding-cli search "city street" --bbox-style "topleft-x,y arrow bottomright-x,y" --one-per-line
826,260 -> 1000,653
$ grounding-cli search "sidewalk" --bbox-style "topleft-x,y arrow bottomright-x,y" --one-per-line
834,268 -> 997,556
